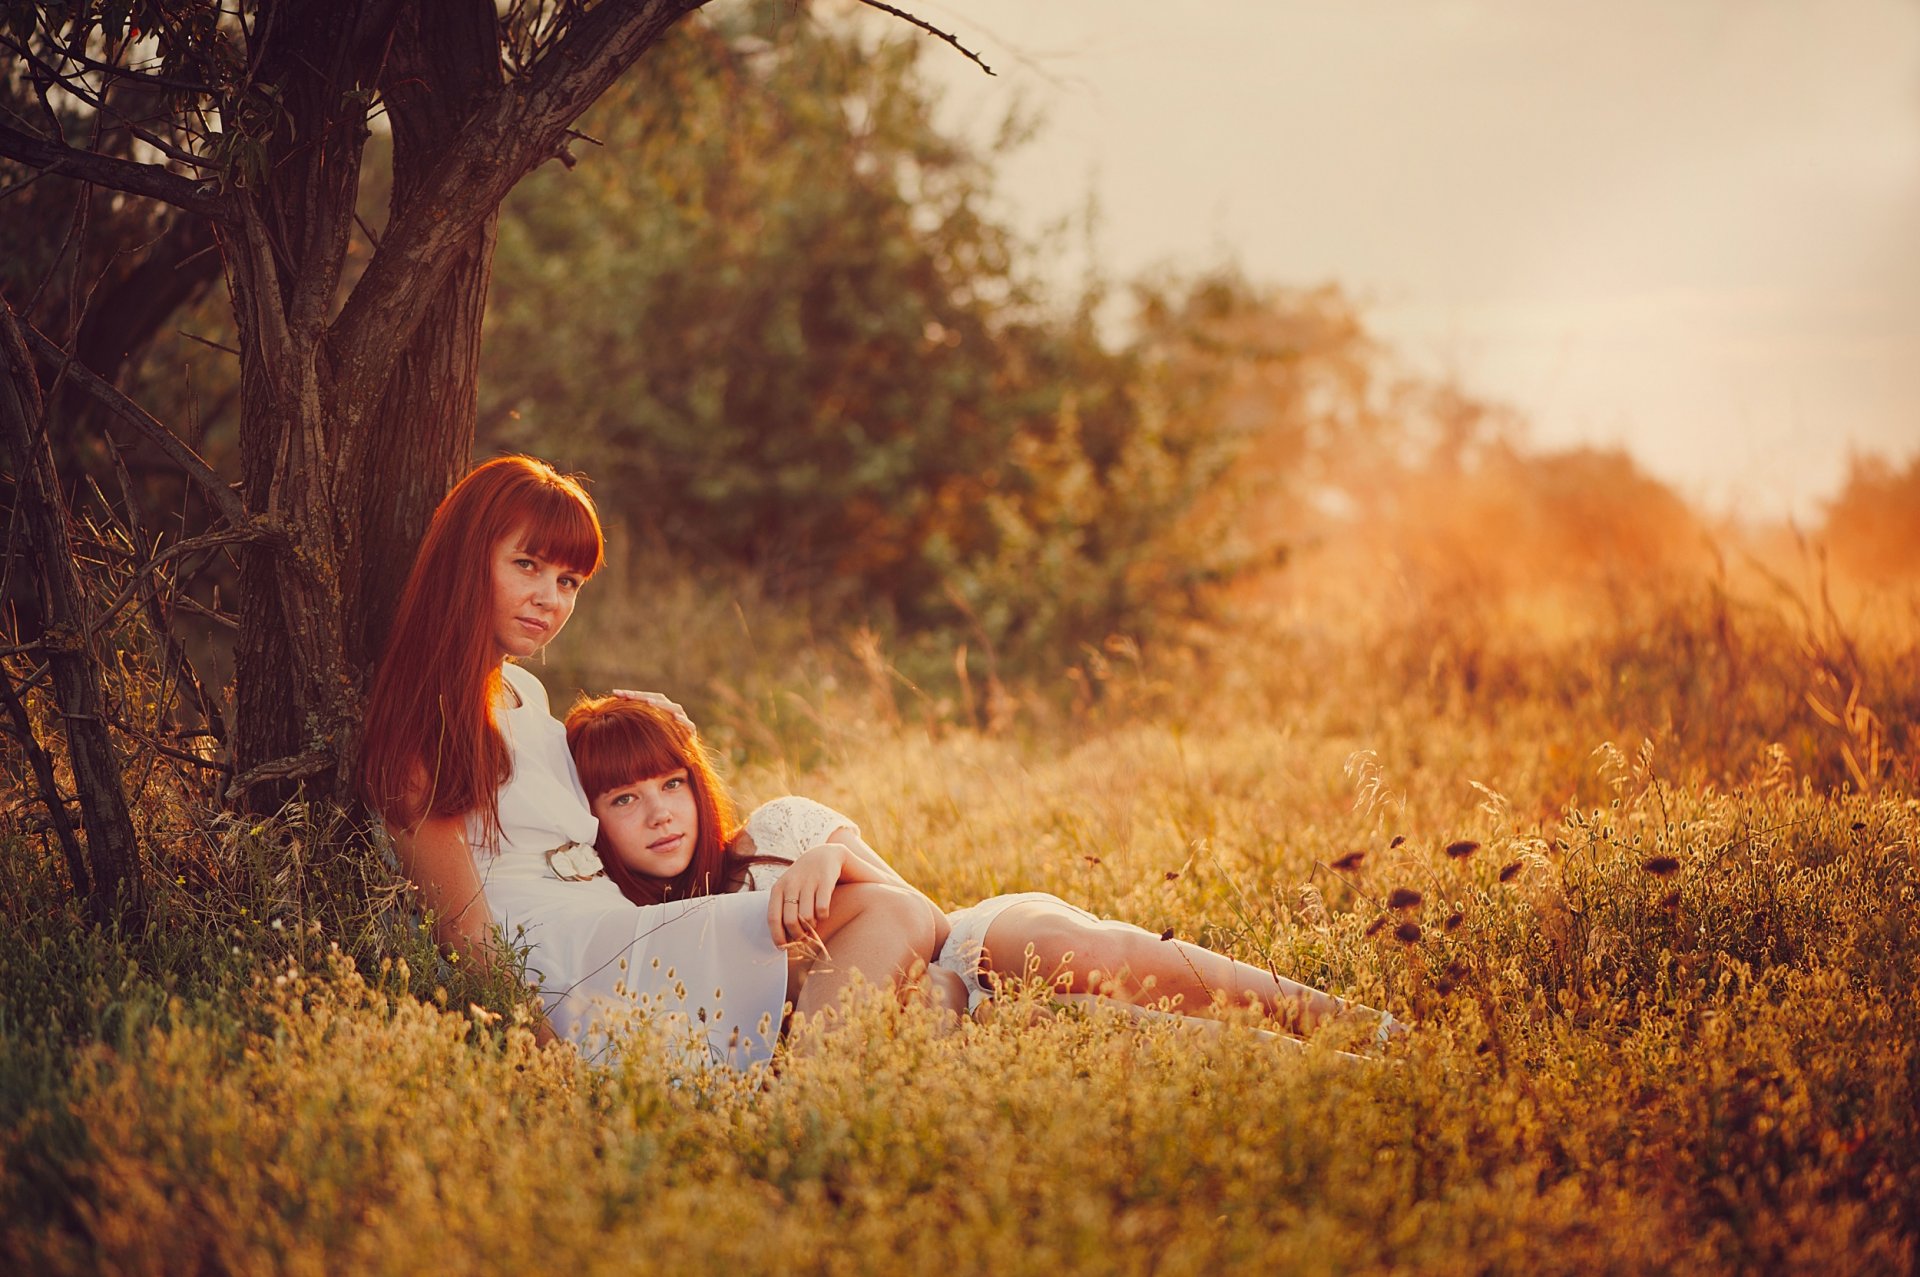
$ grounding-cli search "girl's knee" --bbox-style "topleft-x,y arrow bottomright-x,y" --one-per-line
837,884 -> 939,957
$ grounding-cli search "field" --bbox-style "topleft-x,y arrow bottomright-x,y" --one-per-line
2,521 -> 1917,1276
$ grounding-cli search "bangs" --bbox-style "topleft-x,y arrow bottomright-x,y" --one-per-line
518,479 -> 604,578
570,707 -> 689,801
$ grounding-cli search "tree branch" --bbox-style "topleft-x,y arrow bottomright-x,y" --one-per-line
0,119 -> 223,219
854,1 -> 994,76
327,0 -> 705,405
18,318 -> 253,532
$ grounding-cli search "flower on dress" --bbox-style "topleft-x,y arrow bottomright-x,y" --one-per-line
545,841 -> 605,882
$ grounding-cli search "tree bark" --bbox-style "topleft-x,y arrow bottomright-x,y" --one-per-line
343,0 -> 504,684
0,296 -> 144,924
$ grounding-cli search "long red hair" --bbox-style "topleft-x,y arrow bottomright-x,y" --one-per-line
565,694 -> 772,905
361,455 -> 604,834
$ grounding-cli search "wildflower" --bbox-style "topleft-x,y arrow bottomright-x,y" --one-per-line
1498,861 -> 1524,883
1331,851 -> 1366,871
1643,855 -> 1681,877
1394,922 -> 1422,944
1159,928 -> 1175,941
1445,839 -> 1480,859
1386,887 -> 1422,910
1435,978 -> 1456,996
1444,911 -> 1464,931
1389,835 -> 1406,849
1660,891 -> 1682,911
1083,855 -> 1102,865
1164,871 -> 1180,881
1364,916 -> 1388,938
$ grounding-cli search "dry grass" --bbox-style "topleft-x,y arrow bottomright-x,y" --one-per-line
4,492 -> 1918,1274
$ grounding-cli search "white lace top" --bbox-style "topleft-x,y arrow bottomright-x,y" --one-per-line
738,796 -> 859,891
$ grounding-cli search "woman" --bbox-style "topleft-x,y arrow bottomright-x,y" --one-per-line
360,455 -> 942,1064
565,694 -> 1405,1046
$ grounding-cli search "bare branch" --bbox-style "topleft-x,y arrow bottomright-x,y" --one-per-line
18,319 -> 253,532
0,666 -> 92,896
227,749 -> 331,798
855,1 -> 994,76
0,119 -> 223,218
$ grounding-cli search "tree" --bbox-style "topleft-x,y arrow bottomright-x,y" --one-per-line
0,1 -> 978,914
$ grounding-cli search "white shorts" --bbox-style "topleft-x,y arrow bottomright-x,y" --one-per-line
933,892 -> 1101,1012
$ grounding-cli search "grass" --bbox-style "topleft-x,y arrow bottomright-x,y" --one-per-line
2,544 -> 1917,1274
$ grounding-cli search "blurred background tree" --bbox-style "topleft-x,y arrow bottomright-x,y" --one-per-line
480,6 -> 1411,686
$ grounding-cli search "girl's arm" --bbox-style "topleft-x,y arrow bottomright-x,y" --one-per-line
388,809 -> 559,1045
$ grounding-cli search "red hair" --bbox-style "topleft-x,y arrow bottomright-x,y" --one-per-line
565,694 -> 772,905
362,455 -> 604,834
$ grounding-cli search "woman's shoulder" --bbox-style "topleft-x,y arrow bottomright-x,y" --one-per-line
500,661 -> 551,713
742,795 -> 858,860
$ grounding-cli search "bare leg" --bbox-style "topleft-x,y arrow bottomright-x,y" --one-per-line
785,883 -> 942,1023
978,902 -> 1388,1036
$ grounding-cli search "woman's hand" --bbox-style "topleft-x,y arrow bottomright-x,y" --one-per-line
610,688 -> 694,731
768,843 -> 849,948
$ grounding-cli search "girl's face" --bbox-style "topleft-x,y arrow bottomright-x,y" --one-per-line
490,529 -> 583,659
591,769 -> 700,879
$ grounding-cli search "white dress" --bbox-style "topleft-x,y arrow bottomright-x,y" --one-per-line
471,663 -> 788,1065
740,795 -> 1095,1012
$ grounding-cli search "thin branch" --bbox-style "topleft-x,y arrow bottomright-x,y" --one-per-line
177,328 -> 241,357
17,318 -> 252,531
854,1 -> 994,76
0,33 -> 219,171
227,749 -> 331,798
29,38 -> 219,96
0,119 -> 223,218
0,666 -> 92,896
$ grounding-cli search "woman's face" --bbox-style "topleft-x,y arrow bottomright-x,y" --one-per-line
591,770 -> 700,879
490,529 -> 583,659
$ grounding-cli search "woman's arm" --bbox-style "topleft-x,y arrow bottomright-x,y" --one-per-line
388,811 -> 559,1045
825,827 -> 915,891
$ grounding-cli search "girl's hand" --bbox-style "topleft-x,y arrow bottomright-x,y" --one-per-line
768,843 -> 848,948
610,688 -> 695,732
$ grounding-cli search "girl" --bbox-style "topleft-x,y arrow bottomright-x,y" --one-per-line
359,455 -> 943,1063
564,694 -> 1404,1043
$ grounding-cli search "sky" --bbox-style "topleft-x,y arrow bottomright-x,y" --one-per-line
908,0 -> 1920,522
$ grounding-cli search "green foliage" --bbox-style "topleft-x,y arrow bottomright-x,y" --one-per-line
484,10 -> 1369,678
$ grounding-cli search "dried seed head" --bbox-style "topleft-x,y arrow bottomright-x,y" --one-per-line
1850,821 -> 1867,833
1445,959 -> 1469,981
1643,855 -> 1681,878
1364,916 -> 1388,938
1444,839 -> 1481,860
1498,860 -> 1524,883
1159,927 -> 1176,942
1660,890 -> 1682,911
1444,911 -> 1464,931
1083,855 -> 1102,865
1331,851 -> 1366,872
1435,978 -> 1456,996
1394,921 -> 1423,944
1386,887 -> 1423,910
1164,870 -> 1181,881
1389,834 -> 1407,849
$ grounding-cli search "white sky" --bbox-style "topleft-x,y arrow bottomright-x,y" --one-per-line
909,0 -> 1920,521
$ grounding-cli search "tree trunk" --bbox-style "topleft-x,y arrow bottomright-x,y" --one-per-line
0,297 -> 144,924
223,3 -> 375,812
228,1 -> 504,813
342,1 -> 504,681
